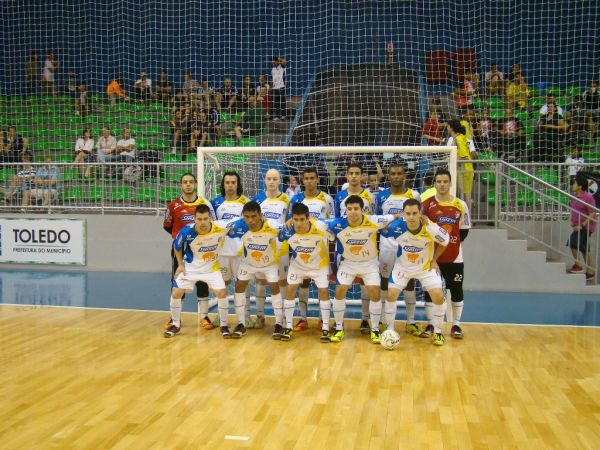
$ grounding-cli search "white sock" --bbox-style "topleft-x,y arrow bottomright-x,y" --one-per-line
404,290 -> 416,324
217,297 -> 229,326
234,292 -> 246,324
245,290 -> 252,317
425,301 -> 433,324
272,293 -> 283,326
283,299 -> 296,328
333,299 -> 346,330
298,287 -> 309,320
255,284 -> 266,317
197,296 -> 209,318
384,301 -> 397,329
432,302 -> 447,334
452,301 -> 464,326
319,300 -> 331,330
170,296 -> 182,327
379,289 -> 388,325
360,286 -> 369,320
369,301 -> 382,331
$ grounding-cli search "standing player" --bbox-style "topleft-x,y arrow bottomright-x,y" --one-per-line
163,172 -> 216,330
225,201 -> 283,338
381,198 -> 450,346
279,202 -> 334,341
324,195 -> 397,344
376,163 -> 422,335
422,168 -> 471,339
164,204 -> 229,338
252,168 -> 290,328
289,167 -> 335,331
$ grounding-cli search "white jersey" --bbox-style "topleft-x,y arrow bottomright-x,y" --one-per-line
254,191 -> 290,225
289,191 -> 335,219
279,219 -> 331,271
227,218 -> 282,268
173,222 -> 229,274
211,195 -> 248,256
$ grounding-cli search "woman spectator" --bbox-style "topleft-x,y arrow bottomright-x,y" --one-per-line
106,78 -> 127,106
474,109 -> 494,152
534,102 -> 568,162
74,128 -> 95,178
447,119 -> 476,211
422,111 -> 443,145
506,74 -> 530,110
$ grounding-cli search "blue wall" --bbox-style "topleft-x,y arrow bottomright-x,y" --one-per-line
1,0 -> 598,96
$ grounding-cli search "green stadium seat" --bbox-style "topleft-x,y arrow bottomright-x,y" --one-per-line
29,128 -> 48,138
112,103 -> 129,112
185,154 -> 198,163
57,153 -> 73,163
66,115 -> 82,124
145,126 -> 162,136
58,95 -> 72,103
14,117 -> 29,126
109,186 -> 131,202
90,94 -> 104,103
54,139 -> 73,151
479,171 -> 496,185
542,189 -> 569,206
70,126 -> 85,137
486,97 -> 504,109
136,138 -> 150,150
486,188 -> 507,206
48,116 -> 65,125
555,97 -> 567,108
169,167 -> 191,183
535,168 -> 559,185
32,139 -> 51,152
529,97 -> 545,109
61,186 -> 84,202
529,87 -> 541,97
531,111 -> 540,120
62,167 -> 79,181
583,152 -> 600,163
50,126 -> 70,137
516,190 -> 537,206
513,109 -> 529,121
136,112 -> 153,123
565,87 -> 583,97
159,186 -> 179,202
489,109 -> 505,121
472,97 -> 484,110
219,137 -> 236,147
135,186 -> 157,202
545,86 -> 561,96
231,154 -> 249,163
240,137 -> 256,147
156,112 -> 170,122
509,169 -> 532,185
0,168 -> 16,182
116,113 -> 135,124
128,125 -> 143,135
149,103 -> 167,112
130,104 -> 146,112
162,153 -> 181,163
83,114 -> 100,124
87,186 -> 104,201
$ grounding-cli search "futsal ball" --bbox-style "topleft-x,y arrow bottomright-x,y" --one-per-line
380,329 -> 401,350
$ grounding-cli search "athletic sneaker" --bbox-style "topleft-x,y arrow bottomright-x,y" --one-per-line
164,317 -> 177,330
433,332 -> 445,346
254,315 -> 266,329
220,326 -> 232,339
200,317 -> 215,330
293,319 -> 309,331
586,272 -> 595,281
281,328 -> 293,341
272,323 -> 283,340
450,325 -> 464,339
379,322 -> 388,332
370,329 -> 381,344
405,322 -> 422,337
420,324 -> 434,338
319,330 -> 331,343
568,264 -> 584,274
330,329 -> 345,343
359,319 -> 370,335
232,323 -> 247,338
163,324 -> 180,338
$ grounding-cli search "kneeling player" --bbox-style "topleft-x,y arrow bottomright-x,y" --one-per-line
381,199 -> 450,346
164,204 -> 229,338
279,202 -> 333,342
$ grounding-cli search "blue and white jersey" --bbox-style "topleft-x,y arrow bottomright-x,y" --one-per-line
322,214 -> 394,263
211,195 -> 249,256
227,218 -> 282,268
380,218 -> 450,273
279,219 -> 331,271
173,221 -> 229,273
254,191 -> 290,225
334,188 -> 375,217
376,188 -> 421,215
290,191 -> 335,219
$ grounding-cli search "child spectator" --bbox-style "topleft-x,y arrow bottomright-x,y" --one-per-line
565,146 -> 585,186
106,78 -> 127,106
78,84 -> 89,117
285,174 -> 301,198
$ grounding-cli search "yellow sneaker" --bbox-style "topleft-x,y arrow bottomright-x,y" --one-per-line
432,332 -> 445,346
330,329 -> 345,343
370,330 -> 381,344
405,322 -> 422,337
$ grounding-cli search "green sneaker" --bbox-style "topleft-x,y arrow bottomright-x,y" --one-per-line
432,332 -> 445,346
330,329 -> 345,343
405,322 -> 422,337
245,316 -> 256,329
370,329 -> 381,344
280,328 -> 293,341
319,329 -> 331,343
378,322 -> 388,332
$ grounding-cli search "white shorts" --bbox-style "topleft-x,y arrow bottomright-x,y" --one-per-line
287,262 -> 329,289
336,259 -> 380,286
237,261 -> 279,283
378,236 -> 398,278
29,188 -> 58,200
173,270 -> 226,292
389,266 -> 442,292
219,255 -> 242,282
256,254 -> 288,282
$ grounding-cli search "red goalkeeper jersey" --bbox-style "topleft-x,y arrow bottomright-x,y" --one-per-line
422,196 -> 471,263
163,195 -> 215,239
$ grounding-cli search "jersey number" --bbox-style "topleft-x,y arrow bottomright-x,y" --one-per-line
454,274 -> 463,282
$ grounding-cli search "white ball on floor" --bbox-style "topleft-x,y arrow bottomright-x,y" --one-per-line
380,329 -> 401,350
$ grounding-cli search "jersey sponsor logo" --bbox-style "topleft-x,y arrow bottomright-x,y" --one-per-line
387,207 -> 403,214
402,245 -> 422,253
247,243 -> 268,251
221,213 -> 239,219
198,244 -> 219,252
296,246 -> 316,253
309,211 -> 321,218
182,214 -> 195,222
263,212 -> 282,219
437,216 -> 457,225
346,239 -> 368,245
298,253 -> 312,264
202,252 -> 217,262
250,251 -> 264,261
435,234 -> 447,243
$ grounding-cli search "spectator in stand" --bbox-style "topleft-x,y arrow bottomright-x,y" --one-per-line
567,172 -> 597,281
446,118 -> 476,211
41,51 -> 59,97
154,69 -> 173,103
540,94 -> 564,117
74,128 -> 95,178
0,131 -> 6,162
256,86 -> 273,117
422,111 -> 443,145
189,110 -> 213,152
106,78 -> 127,105
506,74 -> 530,110
582,81 -> 600,118
237,76 -> 256,111
534,102 -> 568,162
5,126 -> 29,163
285,174 -> 301,198
205,98 -> 221,144
567,95 -> 596,145
485,63 -> 504,97
65,68 -> 79,113
5,153 -> 36,205
25,52 -> 40,95
256,74 -> 270,94
78,83 -> 89,117
231,96 -> 267,144
271,56 -> 287,120
215,77 -> 237,112
108,128 -> 136,178
367,172 -> 384,194
169,109 -> 189,155
474,109 -> 494,152
134,71 -> 152,102
506,63 -> 522,84
453,69 -> 479,111
182,73 -> 201,109
171,89 -> 189,115
96,126 -> 117,163
496,108 -> 525,162
430,97 -> 447,127
199,80 -> 214,109
23,154 -> 60,207
565,145 -> 585,186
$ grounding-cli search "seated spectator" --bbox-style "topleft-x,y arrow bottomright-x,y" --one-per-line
154,69 -> 173,103
231,96 -> 267,144
106,78 -> 127,106
25,52 -> 40,95
96,126 -> 117,163
540,94 -> 564,117
534,102 -> 568,162
41,51 -> 59,97
78,83 -> 90,117
215,77 -> 237,111
182,73 -> 200,109
485,63 -> 504,97
506,63 -> 522,84
506,74 -> 530,110
198,81 -> 214,110
23,154 -> 60,207
422,111 -> 443,145
4,126 -> 29,164
0,131 -> 6,162
171,89 -> 189,114
495,108 -> 525,162
256,86 -> 272,117
65,68 -> 79,113
236,76 -> 256,110
453,69 -> 479,110
205,99 -> 221,144
107,128 -> 136,178
189,110 -> 213,152
5,153 -> 36,204
567,95 -> 596,145
169,109 -> 190,154
133,71 -> 152,102
256,74 -> 270,93
474,109 -> 494,152
74,128 -> 95,178
582,81 -> 599,117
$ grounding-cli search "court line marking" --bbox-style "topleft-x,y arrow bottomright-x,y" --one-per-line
313,367 -> 318,382
224,435 -> 249,441
1,303 -> 599,329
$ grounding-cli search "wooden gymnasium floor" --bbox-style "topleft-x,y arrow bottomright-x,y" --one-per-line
0,304 -> 599,449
